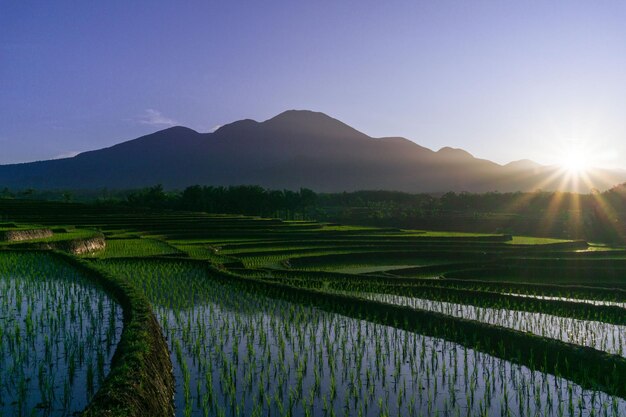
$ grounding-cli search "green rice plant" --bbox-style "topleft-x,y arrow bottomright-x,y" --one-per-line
88,238 -> 183,258
0,251 -> 122,416
96,257 -> 626,416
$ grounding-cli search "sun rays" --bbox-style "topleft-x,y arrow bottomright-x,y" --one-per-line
499,146 -> 623,240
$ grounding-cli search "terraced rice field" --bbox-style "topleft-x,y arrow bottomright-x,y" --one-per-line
0,199 -> 625,415
88,238 -> 183,258
348,293 -> 626,356
0,252 -> 122,416
95,259 -> 626,417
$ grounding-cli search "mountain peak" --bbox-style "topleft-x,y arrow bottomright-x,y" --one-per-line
268,109 -> 329,122
437,147 -> 474,159
261,109 -> 366,139
159,125 -> 198,134
2,109 -> 625,193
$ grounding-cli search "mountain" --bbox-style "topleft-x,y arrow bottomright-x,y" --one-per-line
1,110 -> 625,193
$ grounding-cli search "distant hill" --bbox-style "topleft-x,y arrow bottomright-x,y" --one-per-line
1,110 -> 625,193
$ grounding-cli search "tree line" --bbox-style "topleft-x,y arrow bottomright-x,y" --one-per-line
2,183 -> 626,242
127,185 -> 318,220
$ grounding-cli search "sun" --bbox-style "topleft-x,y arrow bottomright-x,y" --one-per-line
559,144 -> 589,174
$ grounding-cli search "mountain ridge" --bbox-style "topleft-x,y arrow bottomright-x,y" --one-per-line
1,110 -> 625,193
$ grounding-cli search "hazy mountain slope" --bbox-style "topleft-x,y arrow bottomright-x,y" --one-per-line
0,110 -> 624,192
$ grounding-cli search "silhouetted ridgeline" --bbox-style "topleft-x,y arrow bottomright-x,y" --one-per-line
1,110 -> 626,193
2,183 -> 626,242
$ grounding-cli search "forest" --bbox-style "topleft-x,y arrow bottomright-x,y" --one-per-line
3,183 -> 626,242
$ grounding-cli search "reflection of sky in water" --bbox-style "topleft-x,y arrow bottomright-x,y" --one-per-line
0,253 -> 122,417
155,280 -> 626,417
502,292 -> 626,309
357,292 -> 626,357
96,259 -> 626,416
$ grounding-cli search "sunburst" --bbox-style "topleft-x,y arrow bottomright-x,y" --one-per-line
559,144 -> 589,175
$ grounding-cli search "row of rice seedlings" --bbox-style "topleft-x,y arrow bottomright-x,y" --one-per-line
439,280 -> 626,302
500,293 -> 626,309
349,292 -> 626,357
167,237 -> 271,246
288,253 -> 451,271
98,259 -> 626,417
444,267 -> 626,287
213,239 -> 498,252
0,252 -> 123,416
218,244 -> 343,256
321,280 -> 626,325
328,264 -> 423,274
270,269 -> 626,304
238,250 -> 378,269
219,241 -> 489,257
87,238 -> 183,258
171,243 -> 239,264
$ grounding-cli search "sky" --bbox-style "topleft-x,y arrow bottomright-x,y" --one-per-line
1,1 -> 626,168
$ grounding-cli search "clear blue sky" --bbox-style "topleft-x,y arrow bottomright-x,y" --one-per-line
2,1 -> 625,168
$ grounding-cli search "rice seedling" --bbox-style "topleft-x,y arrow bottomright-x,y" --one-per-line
0,252 -> 123,416
347,292 -> 626,356
98,258 -> 626,416
88,237 -> 183,258
3,202 -> 626,415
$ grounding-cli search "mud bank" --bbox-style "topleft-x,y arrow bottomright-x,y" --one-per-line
0,228 -> 53,242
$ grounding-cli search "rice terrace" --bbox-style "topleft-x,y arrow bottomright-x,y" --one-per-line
0,197 -> 625,417
4,2 -> 626,416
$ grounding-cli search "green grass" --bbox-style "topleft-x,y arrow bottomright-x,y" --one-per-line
369,229 -> 504,238
419,230 -> 500,237
317,224 -> 384,232
506,236 -> 572,245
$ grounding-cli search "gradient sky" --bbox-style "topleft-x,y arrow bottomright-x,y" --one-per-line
2,1 -> 626,168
